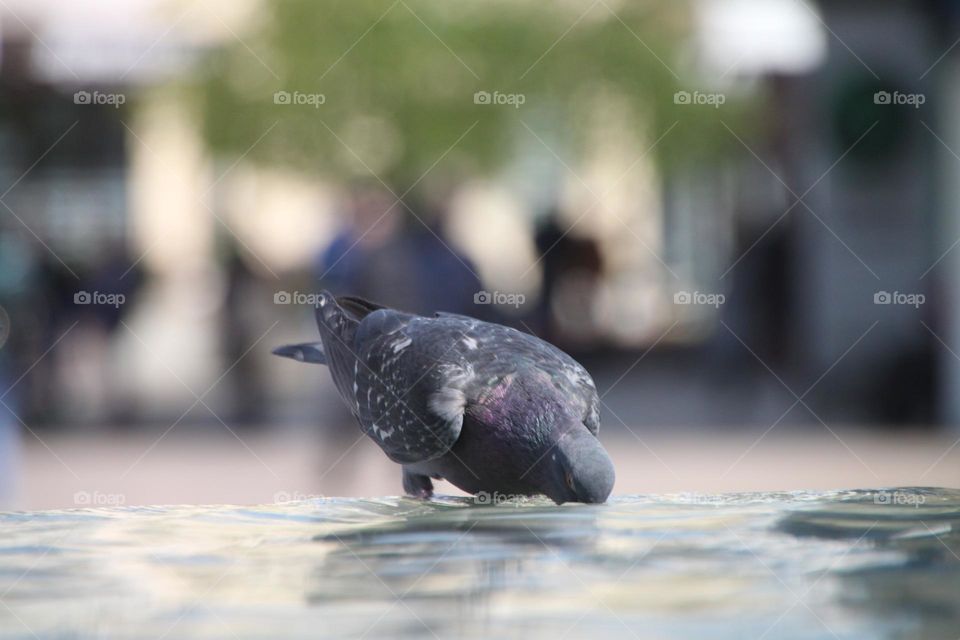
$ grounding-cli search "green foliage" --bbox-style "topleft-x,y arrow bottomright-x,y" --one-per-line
194,0 -> 745,189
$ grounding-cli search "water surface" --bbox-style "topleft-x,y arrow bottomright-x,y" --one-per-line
1,488 -> 958,639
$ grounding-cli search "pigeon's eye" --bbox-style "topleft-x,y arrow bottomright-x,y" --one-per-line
565,471 -> 575,491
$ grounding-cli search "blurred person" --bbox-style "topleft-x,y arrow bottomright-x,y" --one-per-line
533,209 -> 603,348
315,185 -> 481,315
85,241 -> 145,333
314,185 -> 407,303
219,238 -> 268,426
719,219 -> 794,365
401,190 -> 482,316
64,240 -> 145,426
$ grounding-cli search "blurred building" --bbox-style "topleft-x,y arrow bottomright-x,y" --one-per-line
0,0 -> 958,435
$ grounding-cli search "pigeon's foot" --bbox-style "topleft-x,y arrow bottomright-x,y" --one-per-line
402,468 -> 434,499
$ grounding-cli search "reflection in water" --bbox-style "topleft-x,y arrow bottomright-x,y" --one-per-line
777,488 -> 960,640
308,498 -> 606,638
0,489 -> 957,639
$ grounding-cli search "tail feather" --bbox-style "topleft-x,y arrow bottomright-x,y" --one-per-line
271,342 -> 326,364
275,291 -> 389,413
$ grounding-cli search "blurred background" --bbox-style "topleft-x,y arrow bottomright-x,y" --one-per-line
0,0 -> 958,509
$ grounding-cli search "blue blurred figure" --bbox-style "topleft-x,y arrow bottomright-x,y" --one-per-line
315,185 -> 482,316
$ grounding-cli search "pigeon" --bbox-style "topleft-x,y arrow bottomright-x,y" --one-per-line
272,292 -> 615,504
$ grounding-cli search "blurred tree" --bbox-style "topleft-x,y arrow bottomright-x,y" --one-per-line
194,0 -> 741,190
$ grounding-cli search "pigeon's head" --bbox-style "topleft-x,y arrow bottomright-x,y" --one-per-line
542,427 -> 615,505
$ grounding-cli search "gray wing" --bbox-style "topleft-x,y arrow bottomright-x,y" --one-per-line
460,321 -> 601,436
350,310 -> 476,464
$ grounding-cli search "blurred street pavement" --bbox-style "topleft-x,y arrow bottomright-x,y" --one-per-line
13,426 -> 959,510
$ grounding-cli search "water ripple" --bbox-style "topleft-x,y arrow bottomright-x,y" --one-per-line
0,487 -> 957,639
